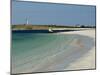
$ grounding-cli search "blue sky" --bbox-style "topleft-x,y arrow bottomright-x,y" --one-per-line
12,1 -> 96,26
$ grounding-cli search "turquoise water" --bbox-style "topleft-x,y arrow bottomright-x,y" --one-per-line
12,33 -> 94,74
12,33 -> 74,62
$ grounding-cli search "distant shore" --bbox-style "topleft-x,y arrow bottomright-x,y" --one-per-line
12,25 -> 95,33
12,25 -> 95,30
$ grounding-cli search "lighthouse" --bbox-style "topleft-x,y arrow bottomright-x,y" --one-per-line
26,17 -> 29,25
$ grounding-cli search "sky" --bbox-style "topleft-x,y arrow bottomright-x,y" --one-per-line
12,0 -> 96,26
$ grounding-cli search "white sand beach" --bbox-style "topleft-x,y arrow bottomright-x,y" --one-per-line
60,29 -> 96,70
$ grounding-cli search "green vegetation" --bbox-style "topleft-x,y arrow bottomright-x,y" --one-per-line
12,24 -> 96,30
12,25 -> 49,30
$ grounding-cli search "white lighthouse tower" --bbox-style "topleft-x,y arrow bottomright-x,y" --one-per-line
26,17 -> 29,25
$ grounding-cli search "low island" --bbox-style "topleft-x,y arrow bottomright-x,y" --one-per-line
12,24 -> 95,33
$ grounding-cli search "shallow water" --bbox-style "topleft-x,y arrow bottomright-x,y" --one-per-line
11,33 -> 94,74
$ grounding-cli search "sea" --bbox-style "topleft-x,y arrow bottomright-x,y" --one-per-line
11,32 -> 94,74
